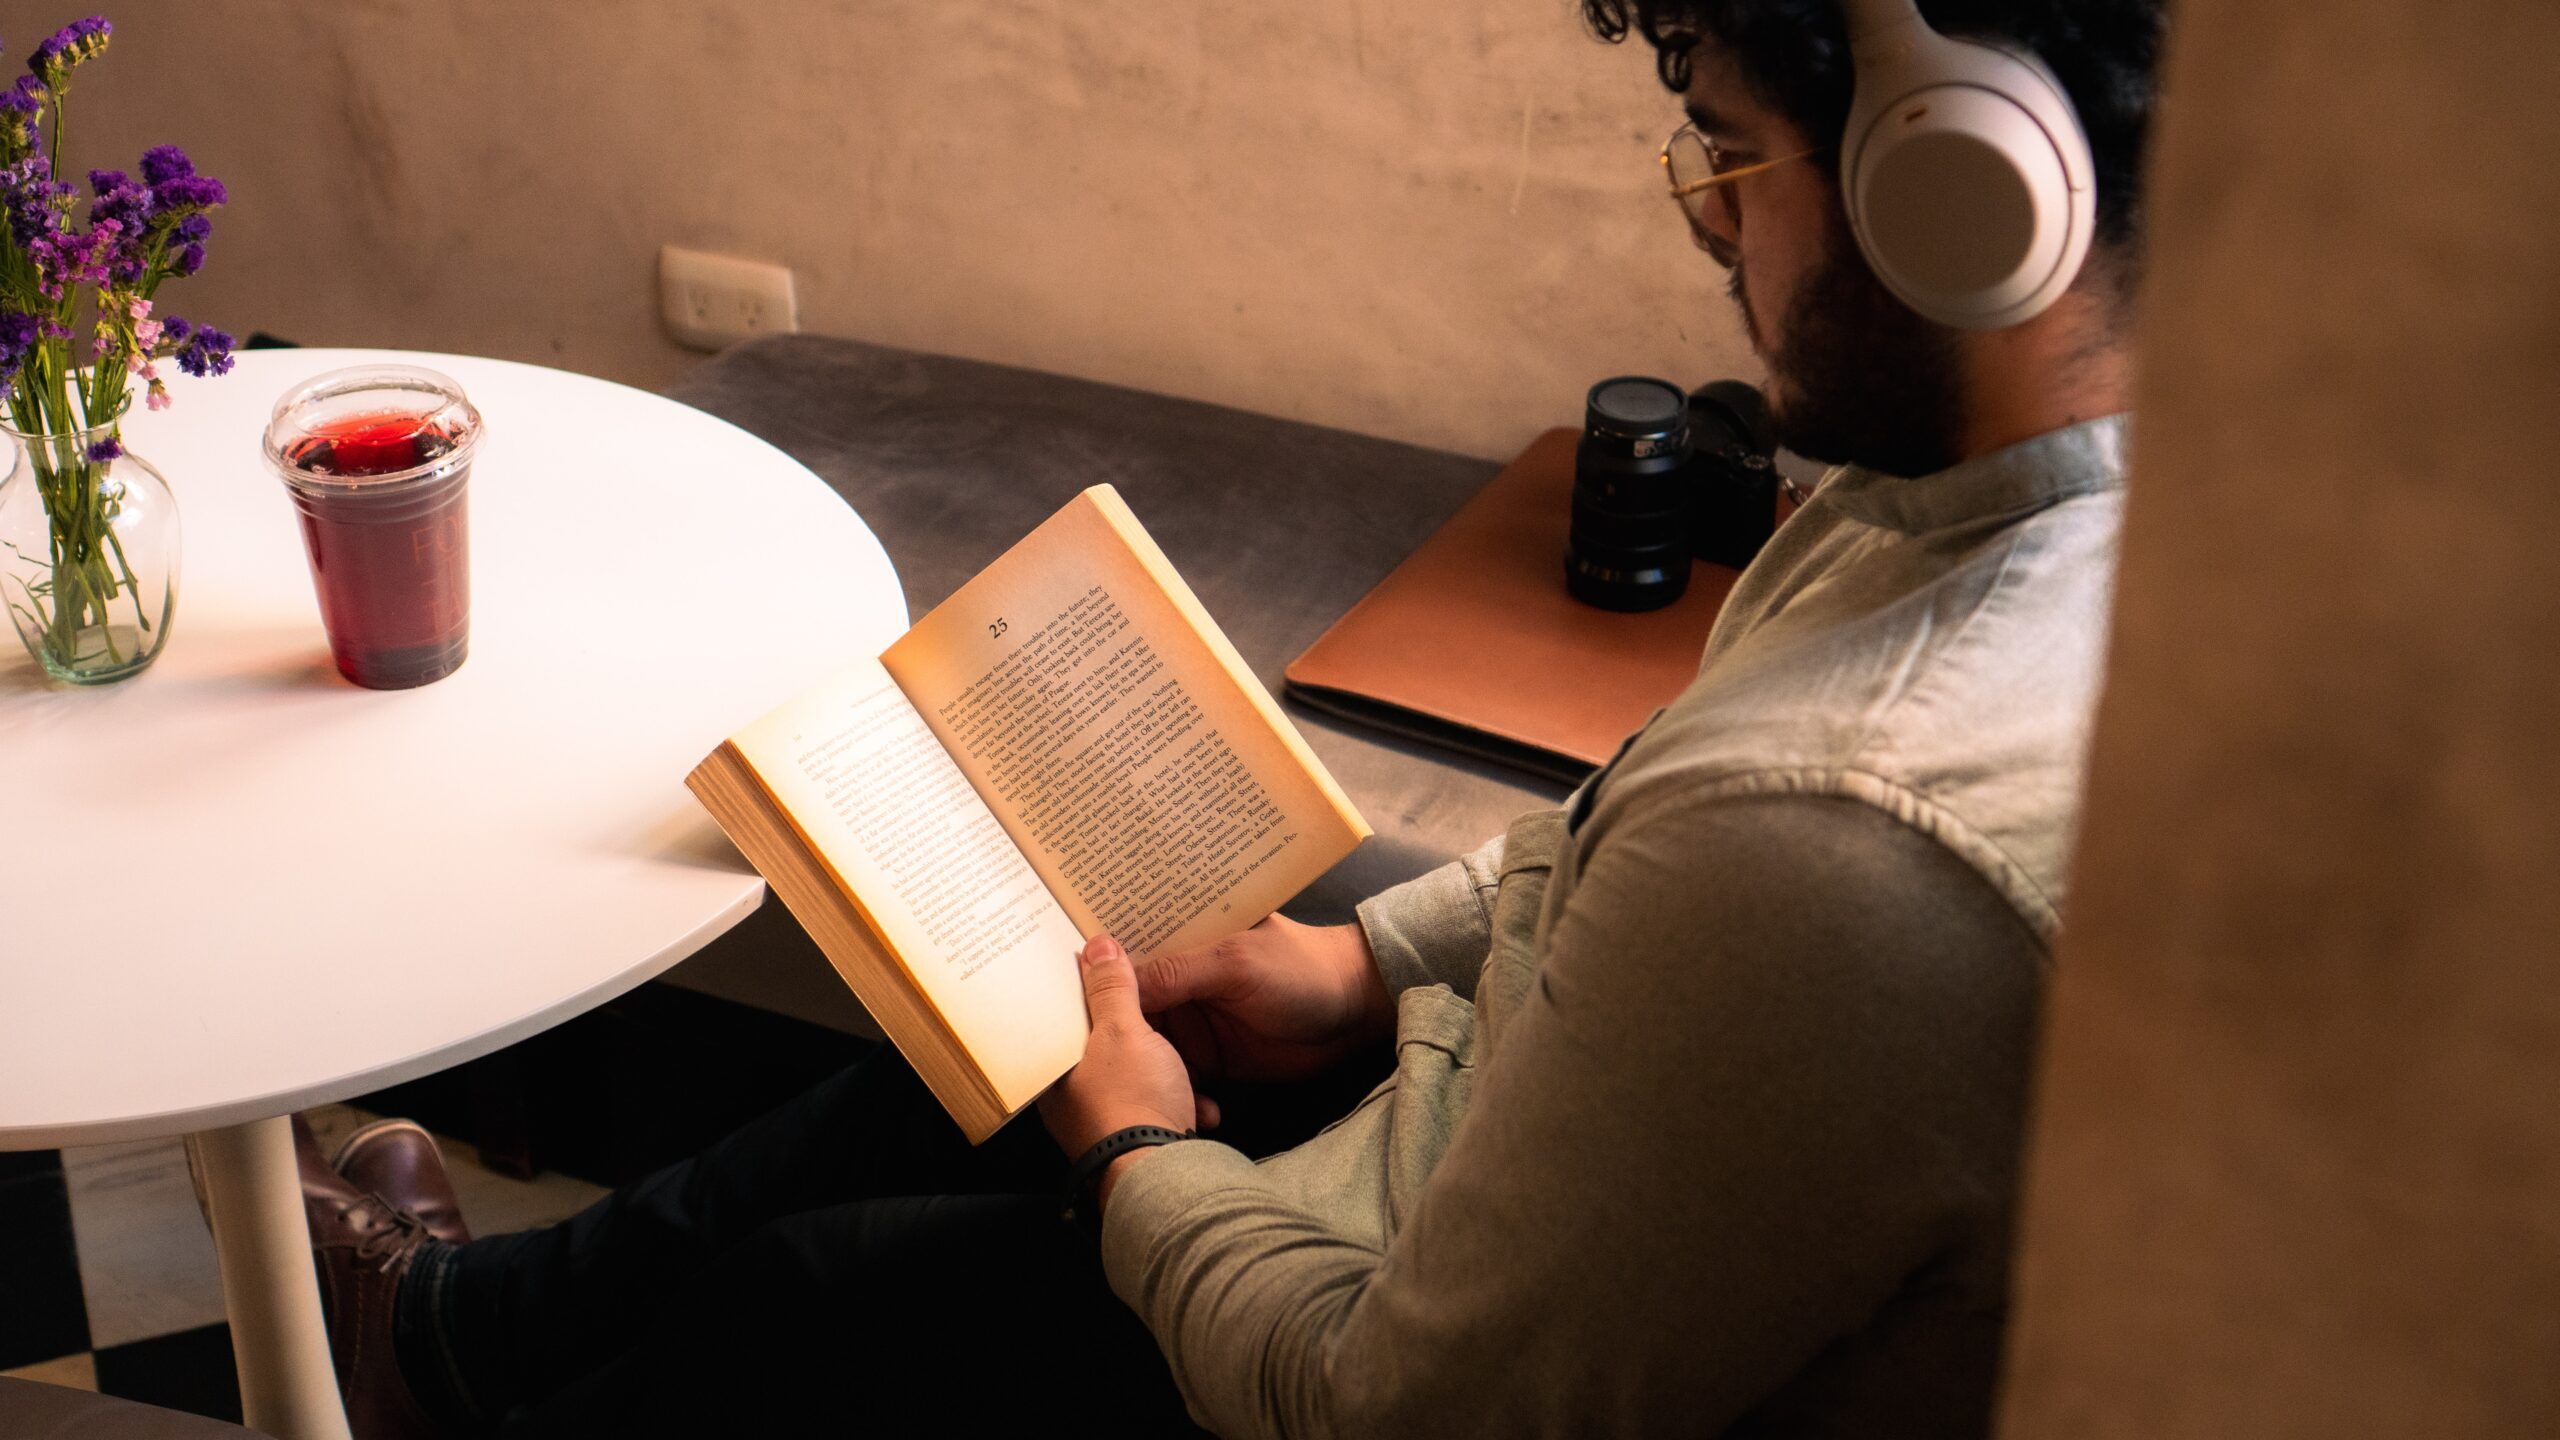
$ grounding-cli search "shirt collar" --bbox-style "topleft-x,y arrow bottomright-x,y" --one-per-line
1811,412 -> 2129,534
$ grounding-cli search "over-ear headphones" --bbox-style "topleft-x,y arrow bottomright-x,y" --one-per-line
1839,0 -> 2096,329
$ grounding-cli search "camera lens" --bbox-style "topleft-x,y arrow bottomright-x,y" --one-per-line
1567,376 -> 1693,612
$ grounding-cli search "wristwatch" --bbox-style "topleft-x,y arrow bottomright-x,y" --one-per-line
1063,1125 -> 1191,1236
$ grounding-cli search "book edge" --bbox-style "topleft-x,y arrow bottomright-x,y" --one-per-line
685,741 -> 1019,1143
1078,484 -> 1374,845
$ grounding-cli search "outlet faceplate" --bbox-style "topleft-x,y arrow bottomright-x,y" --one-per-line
658,245 -> 799,351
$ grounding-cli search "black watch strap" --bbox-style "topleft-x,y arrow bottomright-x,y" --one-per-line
1063,1125 -> 1191,1231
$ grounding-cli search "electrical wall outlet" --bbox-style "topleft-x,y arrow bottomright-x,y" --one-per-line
658,244 -> 800,351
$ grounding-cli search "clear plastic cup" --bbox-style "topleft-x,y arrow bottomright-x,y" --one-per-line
263,366 -> 483,689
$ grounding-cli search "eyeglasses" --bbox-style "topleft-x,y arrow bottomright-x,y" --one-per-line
1660,121 -> 1820,256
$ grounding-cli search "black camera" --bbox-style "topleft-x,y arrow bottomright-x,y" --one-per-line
1565,376 -> 1780,613
1685,379 -> 1780,571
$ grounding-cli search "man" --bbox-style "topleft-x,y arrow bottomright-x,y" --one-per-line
299,1 -> 2165,1434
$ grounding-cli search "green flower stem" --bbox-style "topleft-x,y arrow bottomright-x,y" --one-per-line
104,527 -> 148,634
7,349 -> 138,668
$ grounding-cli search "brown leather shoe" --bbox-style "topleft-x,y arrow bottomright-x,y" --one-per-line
296,1114 -> 448,1440
333,1118 -> 472,1244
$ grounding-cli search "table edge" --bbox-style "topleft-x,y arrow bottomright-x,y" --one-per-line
1,879 -> 770,1150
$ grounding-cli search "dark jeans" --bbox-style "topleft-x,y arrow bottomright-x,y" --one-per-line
440,1040 -> 1375,1435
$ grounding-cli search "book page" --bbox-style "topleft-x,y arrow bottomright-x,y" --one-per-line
730,658 -> 1089,1109
881,487 -> 1369,961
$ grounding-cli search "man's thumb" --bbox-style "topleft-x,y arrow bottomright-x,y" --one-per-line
1079,934 -> 1143,1027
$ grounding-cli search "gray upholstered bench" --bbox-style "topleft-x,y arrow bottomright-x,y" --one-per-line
667,335 -> 1569,928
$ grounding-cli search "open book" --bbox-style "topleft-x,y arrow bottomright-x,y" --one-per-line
688,486 -> 1371,1141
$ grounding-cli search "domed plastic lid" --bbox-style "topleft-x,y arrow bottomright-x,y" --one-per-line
263,365 -> 483,494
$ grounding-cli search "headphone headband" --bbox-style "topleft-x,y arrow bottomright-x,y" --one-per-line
1842,0 -> 1928,47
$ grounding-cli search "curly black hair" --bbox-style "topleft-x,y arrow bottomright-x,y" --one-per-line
1583,0 -> 2165,259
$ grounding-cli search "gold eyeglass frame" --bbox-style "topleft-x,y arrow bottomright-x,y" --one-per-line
1660,121 -> 1820,243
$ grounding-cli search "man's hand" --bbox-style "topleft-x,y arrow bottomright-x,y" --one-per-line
1137,915 -> 1396,1084
1040,934 -> 1209,1164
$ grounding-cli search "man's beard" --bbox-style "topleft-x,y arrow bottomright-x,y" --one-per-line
1731,216 -> 1966,479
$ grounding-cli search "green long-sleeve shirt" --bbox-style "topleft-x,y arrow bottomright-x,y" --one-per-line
1101,417 -> 2129,1438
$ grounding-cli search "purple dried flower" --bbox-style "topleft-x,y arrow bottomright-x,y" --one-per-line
161,315 -> 191,345
150,174 -> 226,211
0,76 -> 40,157
138,145 -> 193,186
173,323 -> 234,379
0,153 -> 72,247
0,310 -> 37,400
85,436 -> 121,463
27,17 -> 110,84
89,167 -> 150,234
34,216 -> 125,298
164,205 -> 216,278
0,310 -> 39,370
121,158 -> 228,280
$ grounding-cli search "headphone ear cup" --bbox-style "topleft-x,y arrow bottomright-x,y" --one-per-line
1842,35 -> 2096,329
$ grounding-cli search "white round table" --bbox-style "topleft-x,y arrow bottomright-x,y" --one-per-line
0,349 -> 908,1438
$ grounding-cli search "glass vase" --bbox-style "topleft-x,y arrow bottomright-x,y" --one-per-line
0,408 -> 180,685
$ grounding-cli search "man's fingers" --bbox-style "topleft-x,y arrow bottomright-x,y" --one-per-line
1150,1003 -> 1222,1077
1136,943 -> 1246,1013
1079,934 -> 1145,1029
1193,1092 -> 1222,1132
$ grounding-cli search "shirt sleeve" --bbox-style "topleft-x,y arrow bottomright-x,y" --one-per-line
1352,823 -> 1520,1002
1101,792 -> 2046,1440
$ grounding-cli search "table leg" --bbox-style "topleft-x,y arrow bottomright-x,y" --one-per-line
186,1117 -> 353,1440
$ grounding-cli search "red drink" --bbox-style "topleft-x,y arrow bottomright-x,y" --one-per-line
265,368 -> 483,689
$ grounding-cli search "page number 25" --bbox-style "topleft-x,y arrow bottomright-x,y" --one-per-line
987,618 -> 1008,640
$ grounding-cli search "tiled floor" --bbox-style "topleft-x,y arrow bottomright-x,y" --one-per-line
2,973 -> 870,1426
0,1103 -> 605,1424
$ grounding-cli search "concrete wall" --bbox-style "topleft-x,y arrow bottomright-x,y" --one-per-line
33,0 -> 1742,460
1997,0 -> 2560,1433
